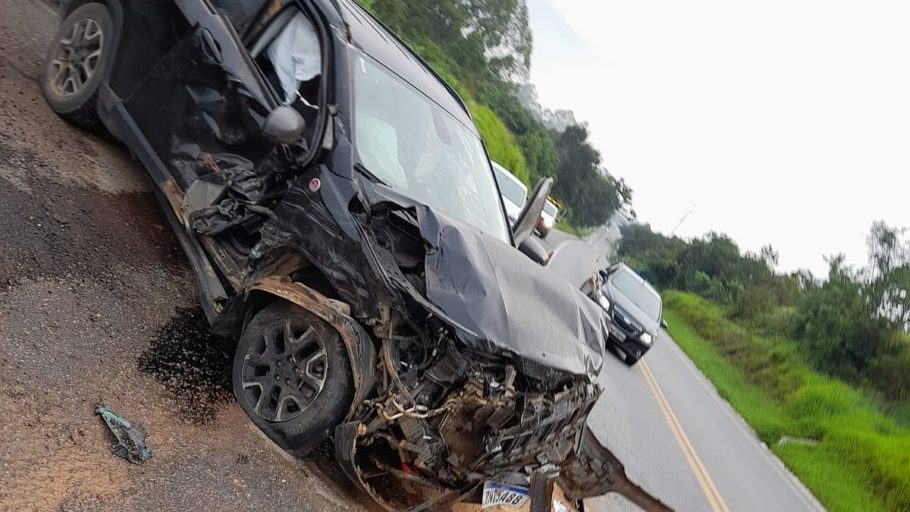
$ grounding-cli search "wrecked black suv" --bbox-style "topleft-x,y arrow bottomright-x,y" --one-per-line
41,0 -> 668,509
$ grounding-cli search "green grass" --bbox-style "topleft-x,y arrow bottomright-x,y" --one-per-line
466,101 -> 530,186
554,218 -> 591,237
663,291 -> 910,512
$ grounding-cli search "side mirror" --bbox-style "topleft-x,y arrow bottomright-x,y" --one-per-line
519,236 -> 550,265
263,105 -> 305,144
660,320 -> 669,330
512,177 -> 554,245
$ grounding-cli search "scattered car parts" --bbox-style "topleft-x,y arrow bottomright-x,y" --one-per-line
95,405 -> 152,464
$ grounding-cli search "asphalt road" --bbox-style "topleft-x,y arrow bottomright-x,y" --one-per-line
546,231 -> 825,512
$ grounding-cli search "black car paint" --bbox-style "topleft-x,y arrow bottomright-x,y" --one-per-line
600,269 -> 662,360
53,0 -> 670,509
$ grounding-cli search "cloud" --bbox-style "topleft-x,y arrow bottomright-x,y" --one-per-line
526,0 -> 589,53
525,0 -> 910,275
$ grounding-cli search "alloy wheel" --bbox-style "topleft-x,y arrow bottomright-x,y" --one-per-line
240,318 -> 328,422
48,17 -> 104,98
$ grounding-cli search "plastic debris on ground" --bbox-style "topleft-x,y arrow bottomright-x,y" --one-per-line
95,405 -> 152,464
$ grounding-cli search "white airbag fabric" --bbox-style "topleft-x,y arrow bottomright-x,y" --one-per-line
267,12 -> 321,104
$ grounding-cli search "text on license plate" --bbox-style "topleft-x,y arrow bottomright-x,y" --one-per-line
481,481 -> 530,509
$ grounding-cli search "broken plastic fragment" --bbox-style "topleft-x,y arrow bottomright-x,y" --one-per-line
95,405 -> 152,464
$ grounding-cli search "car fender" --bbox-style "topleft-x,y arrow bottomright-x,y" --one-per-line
247,276 -> 377,420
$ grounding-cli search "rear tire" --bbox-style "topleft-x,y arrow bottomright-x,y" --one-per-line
232,301 -> 353,457
41,3 -> 115,128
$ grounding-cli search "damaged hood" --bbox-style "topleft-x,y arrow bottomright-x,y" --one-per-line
414,207 -> 607,377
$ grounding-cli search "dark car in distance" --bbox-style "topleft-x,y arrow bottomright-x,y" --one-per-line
585,263 -> 666,366
39,0 -> 670,510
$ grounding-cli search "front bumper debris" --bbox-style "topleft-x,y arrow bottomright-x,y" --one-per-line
332,339 -> 672,511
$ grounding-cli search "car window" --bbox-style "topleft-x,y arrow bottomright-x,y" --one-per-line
543,200 -> 558,217
493,165 -> 527,207
353,55 -> 510,243
263,12 -> 321,105
211,0 -> 269,34
249,8 -> 323,145
611,269 -> 662,320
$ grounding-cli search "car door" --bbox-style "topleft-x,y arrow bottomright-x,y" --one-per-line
115,0 -> 279,192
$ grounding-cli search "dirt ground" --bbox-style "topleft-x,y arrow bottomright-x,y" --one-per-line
0,1 -> 368,510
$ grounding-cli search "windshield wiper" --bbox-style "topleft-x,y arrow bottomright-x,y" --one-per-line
354,163 -> 385,186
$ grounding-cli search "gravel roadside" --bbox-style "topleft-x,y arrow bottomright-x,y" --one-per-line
0,2 -> 367,510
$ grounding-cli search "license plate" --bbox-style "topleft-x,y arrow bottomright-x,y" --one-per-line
609,323 -> 627,342
481,481 -> 530,509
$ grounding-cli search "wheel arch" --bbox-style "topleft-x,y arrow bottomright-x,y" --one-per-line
235,276 -> 377,420
60,0 -> 123,29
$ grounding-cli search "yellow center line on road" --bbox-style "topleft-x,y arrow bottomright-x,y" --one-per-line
639,359 -> 732,512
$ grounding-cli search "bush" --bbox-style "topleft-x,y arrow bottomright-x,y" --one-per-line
792,269 -> 890,380
467,101 -> 529,185
730,284 -> 776,321
869,342 -> 910,403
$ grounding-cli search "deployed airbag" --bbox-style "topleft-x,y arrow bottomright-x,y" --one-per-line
267,12 -> 322,104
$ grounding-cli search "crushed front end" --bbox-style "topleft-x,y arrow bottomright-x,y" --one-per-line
242,172 -> 670,510
323,190 -> 671,511
332,334 -> 670,511
335,336 -> 600,510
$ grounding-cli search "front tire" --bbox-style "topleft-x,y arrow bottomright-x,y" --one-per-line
41,3 -> 115,128
232,301 -> 353,457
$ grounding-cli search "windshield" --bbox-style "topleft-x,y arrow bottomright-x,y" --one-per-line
611,269 -> 662,320
492,164 -> 527,208
352,55 -> 510,243
543,200 -> 558,217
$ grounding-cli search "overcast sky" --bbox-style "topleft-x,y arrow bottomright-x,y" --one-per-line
526,0 -> 909,276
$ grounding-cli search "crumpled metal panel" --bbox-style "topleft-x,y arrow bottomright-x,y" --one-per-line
354,182 -> 607,378
254,168 -> 395,319
560,428 -> 673,512
416,207 -> 607,378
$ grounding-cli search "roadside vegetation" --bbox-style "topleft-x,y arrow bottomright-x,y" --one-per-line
350,2 -> 910,505
620,222 -> 910,511
355,0 -> 631,230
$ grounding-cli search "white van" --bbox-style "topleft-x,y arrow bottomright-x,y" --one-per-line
491,162 -> 528,225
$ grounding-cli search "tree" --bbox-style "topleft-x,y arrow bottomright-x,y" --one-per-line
867,221 -> 908,280
618,224 -> 793,309
358,0 -> 632,226
461,0 -> 533,80
865,221 -> 909,330
792,224 -> 910,384
476,81 -> 558,181
366,0 -> 532,83
361,0 -> 558,184
792,256 -> 889,379
760,244 -> 780,269
618,223 -> 687,287
553,125 -> 628,227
